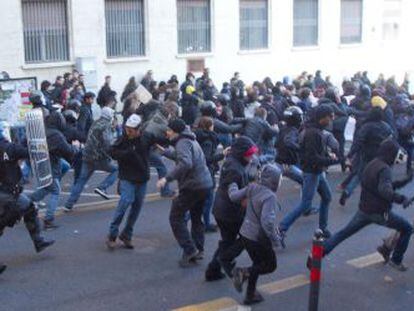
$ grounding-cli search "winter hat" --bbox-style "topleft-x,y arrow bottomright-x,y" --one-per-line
231,136 -> 256,162
125,114 -> 142,128
168,118 -> 186,134
371,96 -> 387,110
101,107 -> 114,120
315,104 -> 334,121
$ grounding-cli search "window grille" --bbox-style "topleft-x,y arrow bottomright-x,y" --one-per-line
240,0 -> 268,50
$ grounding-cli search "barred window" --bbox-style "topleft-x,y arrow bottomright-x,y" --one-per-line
293,0 -> 318,47
240,0 -> 268,50
341,0 -> 363,44
177,0 -> 211,54
22,0 -> 70,63
105,0 -> 145,58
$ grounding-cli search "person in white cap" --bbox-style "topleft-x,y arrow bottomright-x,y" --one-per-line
106,114 -> 158,249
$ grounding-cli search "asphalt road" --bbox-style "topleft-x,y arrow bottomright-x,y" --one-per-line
2,164 -> 414,311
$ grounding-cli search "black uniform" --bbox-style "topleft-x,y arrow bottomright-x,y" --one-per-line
0,138 -> 54,255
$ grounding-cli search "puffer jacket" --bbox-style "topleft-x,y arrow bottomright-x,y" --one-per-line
83,115 -> 113,163
164,128 -> 213,191
228,164 -> 282,248
213,136 -> 255,223
276,125 -> 300,165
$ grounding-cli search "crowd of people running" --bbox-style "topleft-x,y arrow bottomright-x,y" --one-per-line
1,67 -> 414,305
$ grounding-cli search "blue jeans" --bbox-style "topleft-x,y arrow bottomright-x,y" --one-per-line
280,172 -> 332,232
60,159 -> 71,179
109,180 -> 147,240
280,164 -> 303,185
324,210 -> 413,264
30,178 -> 61,222
203,188 -> 215,227
217,133 -> 232,148
65,160 -> 118,209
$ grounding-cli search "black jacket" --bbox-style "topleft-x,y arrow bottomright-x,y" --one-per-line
63,114 -> 87,144
194,129 -> 224,182
233,117 -> 278,152
299,122 -> 338,174
213,136 -> 254,223
276,125 -> 300,165
349,119 -> 393,164
360,139 -> 408,214
45,113 -> 77,178
97,84 -> 113,107
110,132 -> 155,184
0,139 -> 28,193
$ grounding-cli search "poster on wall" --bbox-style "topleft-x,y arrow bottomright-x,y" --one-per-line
0,77 -> 37,126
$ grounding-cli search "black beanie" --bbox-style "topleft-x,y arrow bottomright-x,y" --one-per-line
168,118 -> 186,134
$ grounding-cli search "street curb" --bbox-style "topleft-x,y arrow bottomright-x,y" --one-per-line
38,192 -> 169,219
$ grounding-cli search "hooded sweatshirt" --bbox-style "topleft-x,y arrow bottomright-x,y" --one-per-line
228,164 -> 282,248
359,139 -> 408,215
164,127 -> 213,191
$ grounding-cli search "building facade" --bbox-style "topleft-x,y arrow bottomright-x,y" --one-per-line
0,0 -> 413,95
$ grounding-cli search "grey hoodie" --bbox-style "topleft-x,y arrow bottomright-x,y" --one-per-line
228,164 -> 282,248
164,127 -> 213,191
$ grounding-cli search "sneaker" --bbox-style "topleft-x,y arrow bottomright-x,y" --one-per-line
179,250 -> 198,268
106,237 -> 117,250
232,267 -> 248,293
119,235 -> 134,249
339,192 -> 348,206
389,260 -> 408,272
43,220 -> 59,231
244,291 -> 264,305
377,244 -> 392,263
0,263 -> 7,275
34,239 -> 55,253
62,206 -> 73,213
94,188 -> 110,200
160,189 -> 176,198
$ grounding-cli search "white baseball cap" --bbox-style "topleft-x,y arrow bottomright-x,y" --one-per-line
126,114 -> 142,128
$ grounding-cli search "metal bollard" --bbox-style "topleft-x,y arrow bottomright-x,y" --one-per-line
308,229 -> 325,311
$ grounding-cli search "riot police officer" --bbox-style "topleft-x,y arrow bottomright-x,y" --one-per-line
0,121 -> 54,275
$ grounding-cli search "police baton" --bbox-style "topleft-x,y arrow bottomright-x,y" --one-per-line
308,229 -> 324,311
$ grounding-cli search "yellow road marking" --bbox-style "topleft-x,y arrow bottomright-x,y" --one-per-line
172,297 -> 242,311
346,252 -> 384,268
259,274 -> 309,295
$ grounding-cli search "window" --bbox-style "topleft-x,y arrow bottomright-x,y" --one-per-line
341,0 -> 363,44
240,0 -> 268,50
293,0 -> 318,47
22,0 -> 70,63
382,0 -> 402,41
177,0 -> 211,54
105,0 -> 145,58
